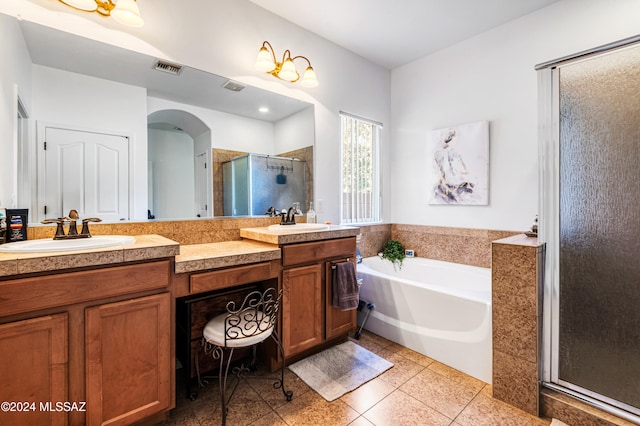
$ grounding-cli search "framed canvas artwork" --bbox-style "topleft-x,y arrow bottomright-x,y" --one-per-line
427,120 -> 489,205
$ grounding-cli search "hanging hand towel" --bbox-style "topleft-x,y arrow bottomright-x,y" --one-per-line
332,261 -> 359,311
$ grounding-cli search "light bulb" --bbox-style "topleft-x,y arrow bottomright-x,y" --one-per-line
255,47 -> 276,72
300,66 -> 319,88
278,58 -> 298,82
111,0 -> 144,27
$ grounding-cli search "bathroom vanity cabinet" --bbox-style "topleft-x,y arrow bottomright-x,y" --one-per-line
173,257 -> 281,399
280,237 -> 357,357
174,230 -> 359,384
0,258 -> 174,426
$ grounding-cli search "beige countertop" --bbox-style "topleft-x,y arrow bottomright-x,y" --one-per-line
492,233 -> 542,247
0,227 -> 360,278
239,225 -> 360,245
0,234 -> 179,277
175,240 -> 280,274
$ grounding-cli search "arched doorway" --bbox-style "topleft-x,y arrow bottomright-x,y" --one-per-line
147,109 -> 212,219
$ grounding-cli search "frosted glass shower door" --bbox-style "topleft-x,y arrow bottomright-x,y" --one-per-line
557,44 -> 640,415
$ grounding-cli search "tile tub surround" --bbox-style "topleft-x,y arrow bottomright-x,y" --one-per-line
491,234 -> 543,416
356,224 -> 391,258
28,221 -> 516,265
357,224 -> 519,268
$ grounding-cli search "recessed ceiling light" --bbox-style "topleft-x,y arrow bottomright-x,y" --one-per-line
259,107 -> 269,113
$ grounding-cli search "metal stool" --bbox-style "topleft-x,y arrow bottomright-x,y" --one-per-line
195,287 -> 292,425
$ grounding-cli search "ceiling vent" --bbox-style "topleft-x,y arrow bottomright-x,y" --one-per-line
222,80 -> 246,92
153,60 -> 182,75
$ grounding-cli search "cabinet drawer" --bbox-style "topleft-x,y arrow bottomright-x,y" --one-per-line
0,260 -> 171,317
282,237 -> 356,267
189,261 -> 278,293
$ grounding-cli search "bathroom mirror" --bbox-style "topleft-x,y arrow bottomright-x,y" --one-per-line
6,16 -> 314,222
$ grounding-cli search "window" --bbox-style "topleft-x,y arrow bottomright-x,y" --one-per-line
340,112 -> 381,224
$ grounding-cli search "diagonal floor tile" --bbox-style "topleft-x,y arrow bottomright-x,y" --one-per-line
376,351 -> 425,388
427,362 -> 486,392
395,346 -> 435,367
363,389 -> 452,426
192,380 -> 274,426
455,390 -> 550,426
340,376 -> 396,414
275,388 -> 359,426
400,367 -> 480,419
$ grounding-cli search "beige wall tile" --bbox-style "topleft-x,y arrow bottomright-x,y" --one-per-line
491,237 -> 544,416
492,350 -> 539,416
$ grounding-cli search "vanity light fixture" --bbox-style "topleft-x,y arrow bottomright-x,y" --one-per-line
255,41 -> 319,88
58,0 -> 144,28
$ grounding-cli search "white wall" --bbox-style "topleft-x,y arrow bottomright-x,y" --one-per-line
0,14 -> 33,210
0,0 -> 391,225
32,65 -> 148,220
147,97 -> 275,154
391,0 -> 640,231
274,106 -> 315,154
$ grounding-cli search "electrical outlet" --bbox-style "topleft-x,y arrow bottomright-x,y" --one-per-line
316,199 -> 324,214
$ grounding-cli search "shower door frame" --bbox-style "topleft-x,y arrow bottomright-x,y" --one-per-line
537,35 -> 640,424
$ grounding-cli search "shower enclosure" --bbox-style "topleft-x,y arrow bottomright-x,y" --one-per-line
538,38 -> 640,422
222,154 -> 306,216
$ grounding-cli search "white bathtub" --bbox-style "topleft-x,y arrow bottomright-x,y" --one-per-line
356,256 -> 492,383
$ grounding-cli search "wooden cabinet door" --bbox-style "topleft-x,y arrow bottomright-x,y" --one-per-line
325,262 -> 357,339
0,314 -> 68,426
282,264 -> 323,356
85,293 -> 171,426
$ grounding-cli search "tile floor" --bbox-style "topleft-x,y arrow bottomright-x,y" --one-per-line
160,332 -> 552,426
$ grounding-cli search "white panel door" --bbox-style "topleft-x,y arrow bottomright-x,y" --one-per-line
44,127 -> 129,221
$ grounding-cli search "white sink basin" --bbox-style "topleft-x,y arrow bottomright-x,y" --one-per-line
267,223 -> 330,232
0,235 -> 136,253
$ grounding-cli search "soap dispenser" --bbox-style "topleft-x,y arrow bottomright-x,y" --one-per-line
306,202 -> 316,223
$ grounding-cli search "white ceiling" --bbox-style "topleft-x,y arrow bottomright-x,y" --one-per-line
248,0 -> 561,69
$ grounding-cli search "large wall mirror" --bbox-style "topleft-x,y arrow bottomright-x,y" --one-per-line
3,14 -> 314,223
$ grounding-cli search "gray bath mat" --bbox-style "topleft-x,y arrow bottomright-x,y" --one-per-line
288,340 -> 393,401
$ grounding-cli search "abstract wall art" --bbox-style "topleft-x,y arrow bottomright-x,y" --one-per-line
427,120 -> 489,205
